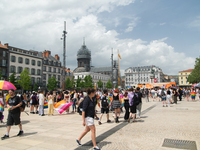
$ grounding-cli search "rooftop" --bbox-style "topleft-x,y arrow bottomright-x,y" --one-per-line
179,69 -> 193,72
0,41 -> 8,49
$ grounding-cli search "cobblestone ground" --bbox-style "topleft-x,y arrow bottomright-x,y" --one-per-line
0,97 -> 199,150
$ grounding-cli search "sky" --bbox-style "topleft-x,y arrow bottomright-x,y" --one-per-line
0,0 -> 199,76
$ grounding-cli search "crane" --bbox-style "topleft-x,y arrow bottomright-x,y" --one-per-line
118,49 -> 121,87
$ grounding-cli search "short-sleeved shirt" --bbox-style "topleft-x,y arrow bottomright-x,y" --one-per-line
83,96 -> 95,118
8,96 -> 21,114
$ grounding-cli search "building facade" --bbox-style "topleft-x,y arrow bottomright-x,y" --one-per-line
179,69 -> 193,87
0,42 -> 9,80
74,72 -> 110,89
125,65 -> 165,87
5,43 -> 43,88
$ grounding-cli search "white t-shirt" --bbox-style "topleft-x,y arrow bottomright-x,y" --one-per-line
39,93 -> 45,105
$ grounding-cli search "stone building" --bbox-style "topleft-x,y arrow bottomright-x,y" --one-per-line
0,42 -> 9,80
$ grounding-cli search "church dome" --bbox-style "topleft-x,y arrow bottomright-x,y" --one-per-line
77,43 -> 91,60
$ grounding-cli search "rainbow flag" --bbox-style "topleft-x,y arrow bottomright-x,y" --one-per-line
6,94 -> 10,104
54,100 -> 73,114
7,106 -> 11,111
44,99 -> 48,109
97,95 -> 100,108
191,91 -> 196,99
0,103 -> 4,112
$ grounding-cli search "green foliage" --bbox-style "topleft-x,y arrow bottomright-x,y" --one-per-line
97,79 -> 103,89
47,76 -> 58,91
115,84 -> 118,89
187,58 -> 200,84
33,83 -> 38,92
0,70 -> 2,80
76,76 -> 82,88
106,79 -> 112,89
71,76 -> 75,89
84,75 -> 93,88
17,68 -> 31,91
65,77 -> 72,89
80,81 -> 85,88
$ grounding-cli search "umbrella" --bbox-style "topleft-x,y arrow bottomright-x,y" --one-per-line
194,83 -> 200,88
0,80 -> 17,90
192,83 -> 197,87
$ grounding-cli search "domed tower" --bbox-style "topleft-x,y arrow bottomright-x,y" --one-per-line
76,39 -> 91,72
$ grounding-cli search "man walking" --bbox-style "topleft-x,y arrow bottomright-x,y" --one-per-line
1,89 -> 23,140
135,87 -> 142,119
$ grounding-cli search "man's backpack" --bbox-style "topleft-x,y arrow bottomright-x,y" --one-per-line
101,95 -> 108,108
161,91 -> 165,97
78,100 -> 84,115
133,93 -> 140,106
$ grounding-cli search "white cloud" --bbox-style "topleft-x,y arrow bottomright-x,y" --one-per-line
0,0 -> 195,76
190,16 -> 200,30
125,17 -> 139,32
160,22 -> 166,26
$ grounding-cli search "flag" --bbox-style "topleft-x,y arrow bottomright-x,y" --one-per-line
54,100 -> 73,114
118,53 -> 121,59
0,103 -> 4,112
97,95 -> 100,108
6,94 -> 10,104
44,98 -> 48,109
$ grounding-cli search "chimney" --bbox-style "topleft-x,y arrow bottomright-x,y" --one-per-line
4,43 -> 9,48
55,54 -> 59,60
43,51 -> 46,57
46,50 -> 51,57
68,68 -> 70,71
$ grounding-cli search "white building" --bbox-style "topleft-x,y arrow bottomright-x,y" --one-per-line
6,44 -> 43,87
125,65 -> 165,87
74,72 -> 110,89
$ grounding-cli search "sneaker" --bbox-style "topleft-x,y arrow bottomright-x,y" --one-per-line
17,131 -> 23,136
1,134 -> 9,140
35,111 -> 39,114
128,118 -> 130,123
137,116 -> 140,119
93,146 -> 101,150
107,120 -> 111,123
163,105 -> 165,107
98,121 -> 102,125
166,105 -> 168,107
76,139 -> 81,146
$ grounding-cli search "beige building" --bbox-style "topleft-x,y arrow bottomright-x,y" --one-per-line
179,69 -> 193,86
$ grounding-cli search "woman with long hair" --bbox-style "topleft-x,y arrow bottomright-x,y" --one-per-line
76,88 -> 100,150
123,91 -> 129,121
112,89 -> 122,123
48,91 -> 55,116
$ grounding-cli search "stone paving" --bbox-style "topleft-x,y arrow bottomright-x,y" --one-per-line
0,97 -> 200,150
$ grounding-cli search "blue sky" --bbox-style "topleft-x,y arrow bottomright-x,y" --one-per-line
0,0 -> 199,75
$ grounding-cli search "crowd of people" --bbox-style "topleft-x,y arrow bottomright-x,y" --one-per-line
0,86 -> 200,149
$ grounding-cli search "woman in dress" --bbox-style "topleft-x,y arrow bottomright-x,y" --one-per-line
123,92 -> 129,121
112,89 -> 122,123
48,91 -> 55,116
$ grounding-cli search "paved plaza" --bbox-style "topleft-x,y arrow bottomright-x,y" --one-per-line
0,98 -> 200,150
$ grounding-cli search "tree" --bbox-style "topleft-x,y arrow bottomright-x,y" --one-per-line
17,68 -> 31,91
65,77 -> 72,89
8,72 -> 20,89
80,81 -> 85,88
71,76 -> 75,89
187,58 -> 200,84
47,76 -> 58,91
76,76 -> 82,88
115,84 -> 118,89
97,79 -> 103,89
106,79 -> 112,89
33,83 -> 38,92
84,75 -> 93,88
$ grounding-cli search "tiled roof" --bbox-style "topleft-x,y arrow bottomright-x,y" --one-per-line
0,43 -> 8,49
179,69 -> 193,72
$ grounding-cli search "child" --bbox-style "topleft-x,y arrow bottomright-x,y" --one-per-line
98,89 -> 111,125
0,92 -> 5,123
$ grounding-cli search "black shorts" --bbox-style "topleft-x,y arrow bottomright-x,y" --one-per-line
130,105 -> 136,114
101,108 -> 109,114
7,112 -> 21,126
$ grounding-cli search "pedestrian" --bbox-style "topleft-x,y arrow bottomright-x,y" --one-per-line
1,89 -> 23,140
185,88 -> 190,101
30,92 -> 38,114
98,89 -> 111,125
144,88 -> 149,102
38,90 -> 45,116
161,88 -> 167,107
72,90 -> 78,113
0,91 -> 5,123
166,88 -> 171,107
112,89 -> 122,123
123,91 -> 129,121
173,89 -> 177,104
178,88 -> 183,101
135,87 -> 142,118
128,88 -> 136,123
56,91 -> 62,103
76,88 -> 101,150
191,88 -> 196,101
48,91 -> 54,116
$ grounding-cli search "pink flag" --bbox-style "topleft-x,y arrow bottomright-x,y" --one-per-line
54,100 -> 73,114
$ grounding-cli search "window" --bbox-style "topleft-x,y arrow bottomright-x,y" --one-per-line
58,68 -> 60,73
37,61 -> 41,66
43,81 -> 46,87
185,73 -> 187,75
53,68 -> 56,73
53,75 -> 56,78
10,66 -> 16,73
49,61 -> 52,65
32,60 -> 35,65
181,77 -> 183,79
18,57 -> 23,63
31,68 -> 35,75
43,74 -> 46,80
181,81 -> 183,84
31,77 -> 35,84
2,60 -> 6,66
49,67 -> 51,72
11,55 -> 16,62
25,58 -> 29,65
37,78 -> 41,84
18,67 -> 23,73
48,74 -> 51,79
185,77 -> 187,79
58,75 -> 60,81
37,69 -> 41,75
181,73 -> 182,75
53,62 -> 56,66
43,66 -> 46,71
3,51 -> 6,57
